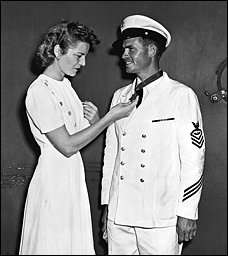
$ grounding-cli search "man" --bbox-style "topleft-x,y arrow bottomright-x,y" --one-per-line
101,14 -> 205,255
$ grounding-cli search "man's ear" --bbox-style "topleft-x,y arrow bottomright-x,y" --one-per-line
148,43 -> 157,57
54,44 -> 62,59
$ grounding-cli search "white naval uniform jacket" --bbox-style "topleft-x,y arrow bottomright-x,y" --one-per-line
101,72 -> 205,228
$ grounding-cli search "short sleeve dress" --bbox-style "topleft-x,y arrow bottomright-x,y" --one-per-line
19,74 -> 95,255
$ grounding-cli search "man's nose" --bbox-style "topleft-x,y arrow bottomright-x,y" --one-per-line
121,49 -> 129,59
122,49 -> 129,59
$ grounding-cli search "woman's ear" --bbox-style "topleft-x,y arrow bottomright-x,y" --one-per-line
54,44 -> 62,59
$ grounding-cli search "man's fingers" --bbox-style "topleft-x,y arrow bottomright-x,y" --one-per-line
177,229 -> 185,244
177,217 -> 197,243
193,230 -> 197,237
178,230 -> 197,244
184,231 -> 190,242
189,229 -> 196,240
188,232 -> 193,240
102,230 -> 108,243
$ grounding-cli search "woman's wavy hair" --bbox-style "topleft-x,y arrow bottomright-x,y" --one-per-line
36,20 -> 100,68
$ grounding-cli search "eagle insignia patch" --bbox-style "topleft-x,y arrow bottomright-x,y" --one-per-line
191,122 -> 204,148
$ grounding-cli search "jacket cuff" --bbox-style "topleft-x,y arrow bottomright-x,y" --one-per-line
176,206 -> 198,220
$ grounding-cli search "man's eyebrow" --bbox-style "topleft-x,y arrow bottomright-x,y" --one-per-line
123,44 -> 133,48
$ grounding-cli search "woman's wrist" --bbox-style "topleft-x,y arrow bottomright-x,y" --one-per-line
103,111 -> 115,126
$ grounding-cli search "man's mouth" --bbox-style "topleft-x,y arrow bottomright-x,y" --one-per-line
125,61 -> 133,66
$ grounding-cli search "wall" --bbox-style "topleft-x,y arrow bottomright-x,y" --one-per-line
1,1 -> 227,255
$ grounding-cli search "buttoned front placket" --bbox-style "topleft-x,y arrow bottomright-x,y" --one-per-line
119,130 -> 128,181
138,131 -> 148,184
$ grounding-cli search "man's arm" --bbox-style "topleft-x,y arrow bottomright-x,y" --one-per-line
175,87 -> 205,243
101,92 -> 120,242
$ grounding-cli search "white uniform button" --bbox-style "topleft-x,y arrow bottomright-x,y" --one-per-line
120,161 -> 125,165
120,175 -> 124,180
141,164 -> 145,168
142,134 -> 147,138
140,178 -> 144,182
141,149 -> 145,153
121,147 -> 125,151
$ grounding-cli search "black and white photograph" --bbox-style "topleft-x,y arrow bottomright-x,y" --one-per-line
1,1 -> 227,255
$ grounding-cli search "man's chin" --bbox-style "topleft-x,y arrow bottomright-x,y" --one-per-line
125,67 -> 134,73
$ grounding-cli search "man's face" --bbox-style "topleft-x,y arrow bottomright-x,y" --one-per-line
58,41 -> 90,77
121,37 -> 152,75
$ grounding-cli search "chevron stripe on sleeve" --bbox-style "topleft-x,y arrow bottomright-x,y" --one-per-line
182,174 -> 203,202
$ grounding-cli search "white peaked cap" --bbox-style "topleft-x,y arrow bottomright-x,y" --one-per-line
120,14 -> 171,47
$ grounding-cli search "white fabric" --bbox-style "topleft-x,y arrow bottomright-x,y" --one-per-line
19,74 -> 94,255
107,220 -> 183,255
101,72 -> 205,227
120,14 -> 171,47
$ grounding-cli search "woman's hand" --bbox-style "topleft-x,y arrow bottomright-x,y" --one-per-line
108,99 -> 137,122
83,101 -> 100,125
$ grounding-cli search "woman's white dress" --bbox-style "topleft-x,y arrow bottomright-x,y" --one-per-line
19,74 -> 95,255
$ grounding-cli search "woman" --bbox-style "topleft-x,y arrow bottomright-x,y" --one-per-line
19,20 -> 136,255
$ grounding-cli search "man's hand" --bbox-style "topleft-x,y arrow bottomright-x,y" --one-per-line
176,216 -> 197,243
101,205 -> 108,243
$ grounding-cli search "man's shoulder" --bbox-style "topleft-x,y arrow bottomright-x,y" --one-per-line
166,74 -> 195,96
113,81 -> 133,96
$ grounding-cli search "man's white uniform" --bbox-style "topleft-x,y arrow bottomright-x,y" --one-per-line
101,72 -> 205,254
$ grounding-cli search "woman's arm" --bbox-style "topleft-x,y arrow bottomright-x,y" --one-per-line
46,101 -> 136,157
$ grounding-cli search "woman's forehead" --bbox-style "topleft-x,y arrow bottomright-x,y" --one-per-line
69,41 -> 90,53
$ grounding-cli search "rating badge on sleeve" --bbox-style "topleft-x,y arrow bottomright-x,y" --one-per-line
191,121 -> 204,148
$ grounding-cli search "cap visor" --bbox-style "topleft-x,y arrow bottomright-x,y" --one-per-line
112,39 -> 123,49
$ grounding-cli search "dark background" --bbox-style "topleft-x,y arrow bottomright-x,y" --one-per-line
1,1 -> 227,255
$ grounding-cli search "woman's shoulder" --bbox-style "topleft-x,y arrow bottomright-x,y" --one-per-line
27,74 -> 46,89
26,75 -> 55,101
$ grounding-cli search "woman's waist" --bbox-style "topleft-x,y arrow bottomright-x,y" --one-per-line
39,144 -> 81,161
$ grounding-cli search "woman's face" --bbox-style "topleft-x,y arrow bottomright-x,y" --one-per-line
57,41 -> 90,77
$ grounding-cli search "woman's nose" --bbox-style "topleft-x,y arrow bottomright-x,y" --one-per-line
80,56 -> 86,66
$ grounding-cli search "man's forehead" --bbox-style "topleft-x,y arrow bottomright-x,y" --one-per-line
122,37 -> 142,47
